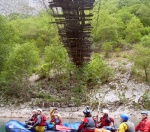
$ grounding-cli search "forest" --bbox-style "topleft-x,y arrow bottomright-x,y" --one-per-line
0,0 -> 150,106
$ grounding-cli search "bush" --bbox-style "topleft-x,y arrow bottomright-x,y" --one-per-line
143,91 -> 150,109
101,42 -> 113,58
141,34 -> 150,48
132,44 -> 150,82
84,53 -> 113,84
0,42 -> 40,100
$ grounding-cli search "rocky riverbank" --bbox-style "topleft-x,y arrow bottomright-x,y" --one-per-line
0,104 -> 147,120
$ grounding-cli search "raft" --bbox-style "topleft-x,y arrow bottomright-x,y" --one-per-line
5,120 -> 115,132
5,120 -> 80,132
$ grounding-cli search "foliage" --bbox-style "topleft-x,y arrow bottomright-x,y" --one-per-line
101,42 -> 113,58
92,0 -> 149,50
141,34 -> 150,48
0,42 -> 40,100
92,10 -> 122,43
135,3 -> 150,26
8,12 -> 59,54
84,54 -> 113,84
125,16 -> 144,43
0,16 -> 15,72
132,44 -> 150,82
44,43 -> 70,74
143,90 -> 150,109
4,42 -> 40,79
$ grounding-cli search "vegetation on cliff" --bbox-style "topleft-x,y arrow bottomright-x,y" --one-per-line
0,0 -> 150,107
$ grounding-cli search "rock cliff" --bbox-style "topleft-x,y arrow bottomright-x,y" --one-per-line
0,0 -> 48,15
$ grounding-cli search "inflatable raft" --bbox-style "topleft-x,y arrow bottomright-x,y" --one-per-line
5,120 -> 80,132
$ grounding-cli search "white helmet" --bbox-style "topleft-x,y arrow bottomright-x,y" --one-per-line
37,108 -> 42,112
32,110 -> 37,112
103,109 -> 109,114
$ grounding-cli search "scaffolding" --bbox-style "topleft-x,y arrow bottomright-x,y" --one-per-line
49,0 -> 95,66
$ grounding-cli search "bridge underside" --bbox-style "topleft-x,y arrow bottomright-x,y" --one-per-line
49,0 -> 95,66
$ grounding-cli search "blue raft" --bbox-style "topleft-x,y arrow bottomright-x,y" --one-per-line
5,120 -> 80,132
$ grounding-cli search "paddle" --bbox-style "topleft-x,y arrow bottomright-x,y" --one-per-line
97,97 -> 101,122
56,125 -> 74,131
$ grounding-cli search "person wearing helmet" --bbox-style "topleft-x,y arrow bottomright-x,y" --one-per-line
50,108 -> 58,125
92,116 -> 99,128
27,110 -> 37,126
118,113 -> 135,132
51,113 -> 63,130
135,111 -> 148,132
77,106 -> 95,132
144,120 -> 150,132
50,108 -> 58,118
29,108 -> 46,132
54,113 -> 62,125
98,109 -> 114,128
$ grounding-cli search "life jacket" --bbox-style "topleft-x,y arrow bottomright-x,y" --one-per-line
125,122 -> 135,132
86,117 -> 95,128
83,129 -> 94,132
78,117 -> 95,132
39,114 -> 46,126
55,118 -> 62,125
50,116 -> 55,123
99,116 -> 114,128
135,118 -> 148,131
31,115 -> 37,123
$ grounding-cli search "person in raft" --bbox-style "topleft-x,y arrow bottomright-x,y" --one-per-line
118,113 -> 135,132
135,111 -> 149,132
144,119 -> 150,132
97,109 -> 114,128
29,108 -> 46,132
50,108 -> 58,124
27,110 -> 37,126
77,106 -> 95,132
51,113 -> 63,130
92,116 -> 99,128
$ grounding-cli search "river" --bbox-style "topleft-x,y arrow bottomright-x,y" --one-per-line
0,117 -> 140,132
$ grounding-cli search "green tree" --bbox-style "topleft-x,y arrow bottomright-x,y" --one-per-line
5,42 -> 40,78
8,12 -> 58,54
117,0 -> 140,8
136,3 -> 150,26
1,42 -> 40,99
141,34 -> 150,48
132,44 -> 150,81
0,16 -> 15,72
101,42 -> 113,58
84,53 -> 113,83
125,16 -> 144,43
92,10 -> 122,43
44,43 -> 71,76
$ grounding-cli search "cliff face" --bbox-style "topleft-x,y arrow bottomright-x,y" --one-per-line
89,57 -> 150,116
0,0 -> 48,15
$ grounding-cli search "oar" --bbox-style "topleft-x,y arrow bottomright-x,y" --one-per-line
56,125 -> 74,131
97,97 -> 101,122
